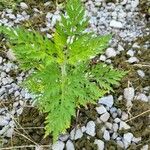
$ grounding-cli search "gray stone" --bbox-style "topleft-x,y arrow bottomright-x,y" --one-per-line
96,105 -> 107,114
123,132 -> 133,143
127,49 -> 134,57
141,145 -> 149,150
114,118 -> 121,123
127,57 -> 139,63
124,87 -> 135,101
59,134 -> 69,142
137,70 -> 145,78
100,112 -> 110,122
110,20 -> 123,28
6,49 -> 16,61
136,93 -> 148,102
94,139 -> 104,150
103,130 -> 110,141
70,128 -> 83,140
119,121 -> 130,130
105,122 -> 112,130
0,56 -> 2,64
121,112 -> 128,120
99,95 -> 114,107
117,140 -> 124,148
20,2 -> 28,9
52,141 -> 65,150
0,116 -> 9,126
105,48 -> 117,58
66,140 -> 75,150
99,55 -> 106,61
85,121 -> 96,136
112,123 -> 118,132
132,137 -> 141,143
0,87 -> 5,96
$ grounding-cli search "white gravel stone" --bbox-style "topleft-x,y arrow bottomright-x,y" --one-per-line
0,57 -> 2,64
119,121 -> 131,130
66,140 -> 75,150
0,87 -> 5,96
59,134 -> 69,142
105,48 -> 117,58
127,49 -> 134,57
114,118 -> 121,123
0,116 -> 9,126
20,2 -> 28,9
94,139 -> 104,150
85,121 -> 96,136
141,145 -> 149,150
127,57 -> 139,63
96,105 -> 107,115
105,122 -> 112,130
100,112 -> 110,122
137,70 -> 145,78
99,95 -> 114,107
103,129 -> 110,141
112,132 -> 118,139
52,141 -> 65,150
131,0 -> 139,8
121,112 -> 128,120
6,49 -> 16,61
112,123 -> 118,132
124,87 -> 135,101
132,137 -> 141,143
70,128 -> 83,140
6,127 -> 14,137
110,20 -> 123,28
117,140 -> 124,148
123,132 -> 133,143
99,55 -> 106,61
118,45 -> 124,51
136,93 -> 148,102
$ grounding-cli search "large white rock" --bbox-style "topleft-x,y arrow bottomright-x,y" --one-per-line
127,57 -> 139,63
100,112 -> 110,122
141,145 -> 149,150
124,87 -> 135,101
70,128 -> 83,140
96,105 -> 107,114
110,20 -> 123,28
123,132 -> 133,143
0,116 -> 9,126
52,141 -> 65,150
0,57 -> 2,64
20,2 -> 28,9
99,95 -> 114,107
94,139 -> 104,150
103,130 -> 110,141
105,48 -> 117,58
119,121 -> 131,130
6,49 -> 16,61
66,140 -> 75,150
136,93 -> 148,102
85,121 -> 96,136
137,70 -> 145,78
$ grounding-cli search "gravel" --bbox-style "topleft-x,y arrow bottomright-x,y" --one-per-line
52,141 -> 65,150
85,121 -> 96,136
100,111 -> 110,122
96,105 -> 107,114
105,48 -> 117,58
94,139 -> 104,150
70,128 -> 83,140
103,129 -> 110,141
99,95 -> 114,108
66,140 -> 75,150
124,87 -> 135,101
